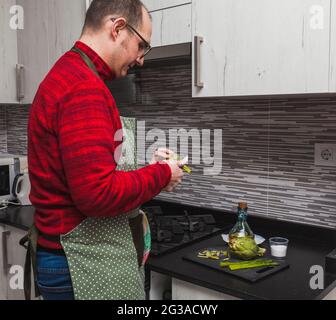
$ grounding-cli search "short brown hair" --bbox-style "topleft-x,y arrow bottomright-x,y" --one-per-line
83,0 -> 148,32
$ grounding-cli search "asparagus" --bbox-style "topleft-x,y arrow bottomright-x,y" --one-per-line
220,259 -> 279,271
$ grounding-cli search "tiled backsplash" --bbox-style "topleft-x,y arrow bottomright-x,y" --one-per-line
0,104 -> 29,155
117,60 -> 336,230
0,106 -> 7,154
1,59 -> 335,229
7,104 -> 30,155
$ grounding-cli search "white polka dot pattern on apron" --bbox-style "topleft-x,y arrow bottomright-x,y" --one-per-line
60,117 -> 146,300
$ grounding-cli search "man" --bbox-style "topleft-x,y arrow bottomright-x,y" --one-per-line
27,0 -> 184,300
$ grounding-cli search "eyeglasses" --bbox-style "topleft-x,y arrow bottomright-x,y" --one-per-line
126,23 -> 152,58
111,18 -> 152,59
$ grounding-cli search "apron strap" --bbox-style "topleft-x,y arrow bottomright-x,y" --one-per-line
19,234 -> 31,300
128,214 -> 144,268
71,46 -> 100,78
19,225 -> 40,300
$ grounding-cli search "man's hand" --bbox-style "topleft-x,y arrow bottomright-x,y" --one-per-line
163,157 -> 188,192
150,148 -> 187,192
150,147 -> 174,164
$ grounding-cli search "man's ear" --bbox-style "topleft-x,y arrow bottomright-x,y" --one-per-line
111,18 -> 127,39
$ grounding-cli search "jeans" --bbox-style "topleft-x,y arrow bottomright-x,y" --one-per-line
36,249 -> 75,300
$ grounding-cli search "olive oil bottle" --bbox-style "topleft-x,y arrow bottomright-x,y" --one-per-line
228,203 -> 266,260
228,202 -> 254,247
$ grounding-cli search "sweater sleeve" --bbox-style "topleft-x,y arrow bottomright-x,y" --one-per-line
58,81 -> 171,217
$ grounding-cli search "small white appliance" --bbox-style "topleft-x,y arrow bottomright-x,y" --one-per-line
12,172 -> 31,206
0,154 -> 31,205
0,154 -> 20,203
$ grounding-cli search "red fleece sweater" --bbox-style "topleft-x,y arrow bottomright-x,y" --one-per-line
28,41 -> 171,249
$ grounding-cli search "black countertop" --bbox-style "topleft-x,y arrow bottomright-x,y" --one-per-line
145,200 -> 336,300
0,205 -> 34,230
148,232 -> 336,300
0,202 -> 335,300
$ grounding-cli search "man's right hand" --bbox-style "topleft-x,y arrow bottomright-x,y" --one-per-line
163,158 -> 186,192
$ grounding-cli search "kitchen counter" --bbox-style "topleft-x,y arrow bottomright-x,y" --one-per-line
1,203 -> 335,300
145,200 -> 336,300
148,233 -> 336,300
0,205 -> 34,231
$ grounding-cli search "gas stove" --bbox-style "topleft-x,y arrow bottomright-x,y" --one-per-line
143,206 -> 220,255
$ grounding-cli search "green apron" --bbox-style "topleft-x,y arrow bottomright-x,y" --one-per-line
21,47 -> 150,300
61,116 -> 148,300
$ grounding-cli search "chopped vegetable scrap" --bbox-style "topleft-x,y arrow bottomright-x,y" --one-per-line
197,249 -> 229,260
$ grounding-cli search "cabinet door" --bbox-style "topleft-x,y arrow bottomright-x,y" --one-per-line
0,0 -> 18,103
5,225 -> 27,300
172,278 -> 241,300
151,4 -> 191,47
0,224 -> 8,299
192,0 -> 331,97
47,0 -> 87,68
329,0 -> 336,92
149,271 -> 172,300
142,0 -> 190,12
17,0 -> 49,104
17,0 -> 86,104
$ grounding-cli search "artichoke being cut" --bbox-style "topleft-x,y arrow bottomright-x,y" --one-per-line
229,236 -> 266,260
171,154 -> 192,174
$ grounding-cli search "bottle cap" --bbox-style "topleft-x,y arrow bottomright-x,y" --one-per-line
238,202 -> 248,209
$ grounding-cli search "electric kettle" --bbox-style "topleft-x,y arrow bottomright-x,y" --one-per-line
12,172 -> 31,206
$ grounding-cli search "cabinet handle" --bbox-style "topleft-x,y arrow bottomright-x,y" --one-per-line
2,230 -> 11,272
16,64 -> 25,102
194,36 -> 204,88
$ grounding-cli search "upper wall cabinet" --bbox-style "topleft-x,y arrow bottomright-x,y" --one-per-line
47,0 -> 87,67
0,0 -> 19,104
192,0 -> 331,97
142,0 -> 191,12
329,0 -> 336,91
17,0 -> 49,105
16,0 -> 86,104
0,224 -> 7,299
151,4 -> 191,47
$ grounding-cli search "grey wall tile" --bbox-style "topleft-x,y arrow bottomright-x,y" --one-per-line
0,60 -> 335,230
0,105 -> 7,153
6,104 -> 29,155
117,61 -> 336,230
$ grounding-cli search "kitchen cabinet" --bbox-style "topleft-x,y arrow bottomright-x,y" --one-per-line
329,0 -> 336,91
172,278 -> 241,300
149,271 -> 172,300
16,0 -> 86,104
0,224 -> 7,299
0,0 -> 19,103
5,225 -> 27,300
323,286 -> 336,300
192,0 -> 331,97
16,0 -> 49,105
142,0 -> 191,12
0,224 -> 38,300
150,4 -> 191,48
47,0 -> 87,68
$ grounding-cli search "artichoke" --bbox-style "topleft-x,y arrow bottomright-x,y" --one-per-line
229,236 -> 266,260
